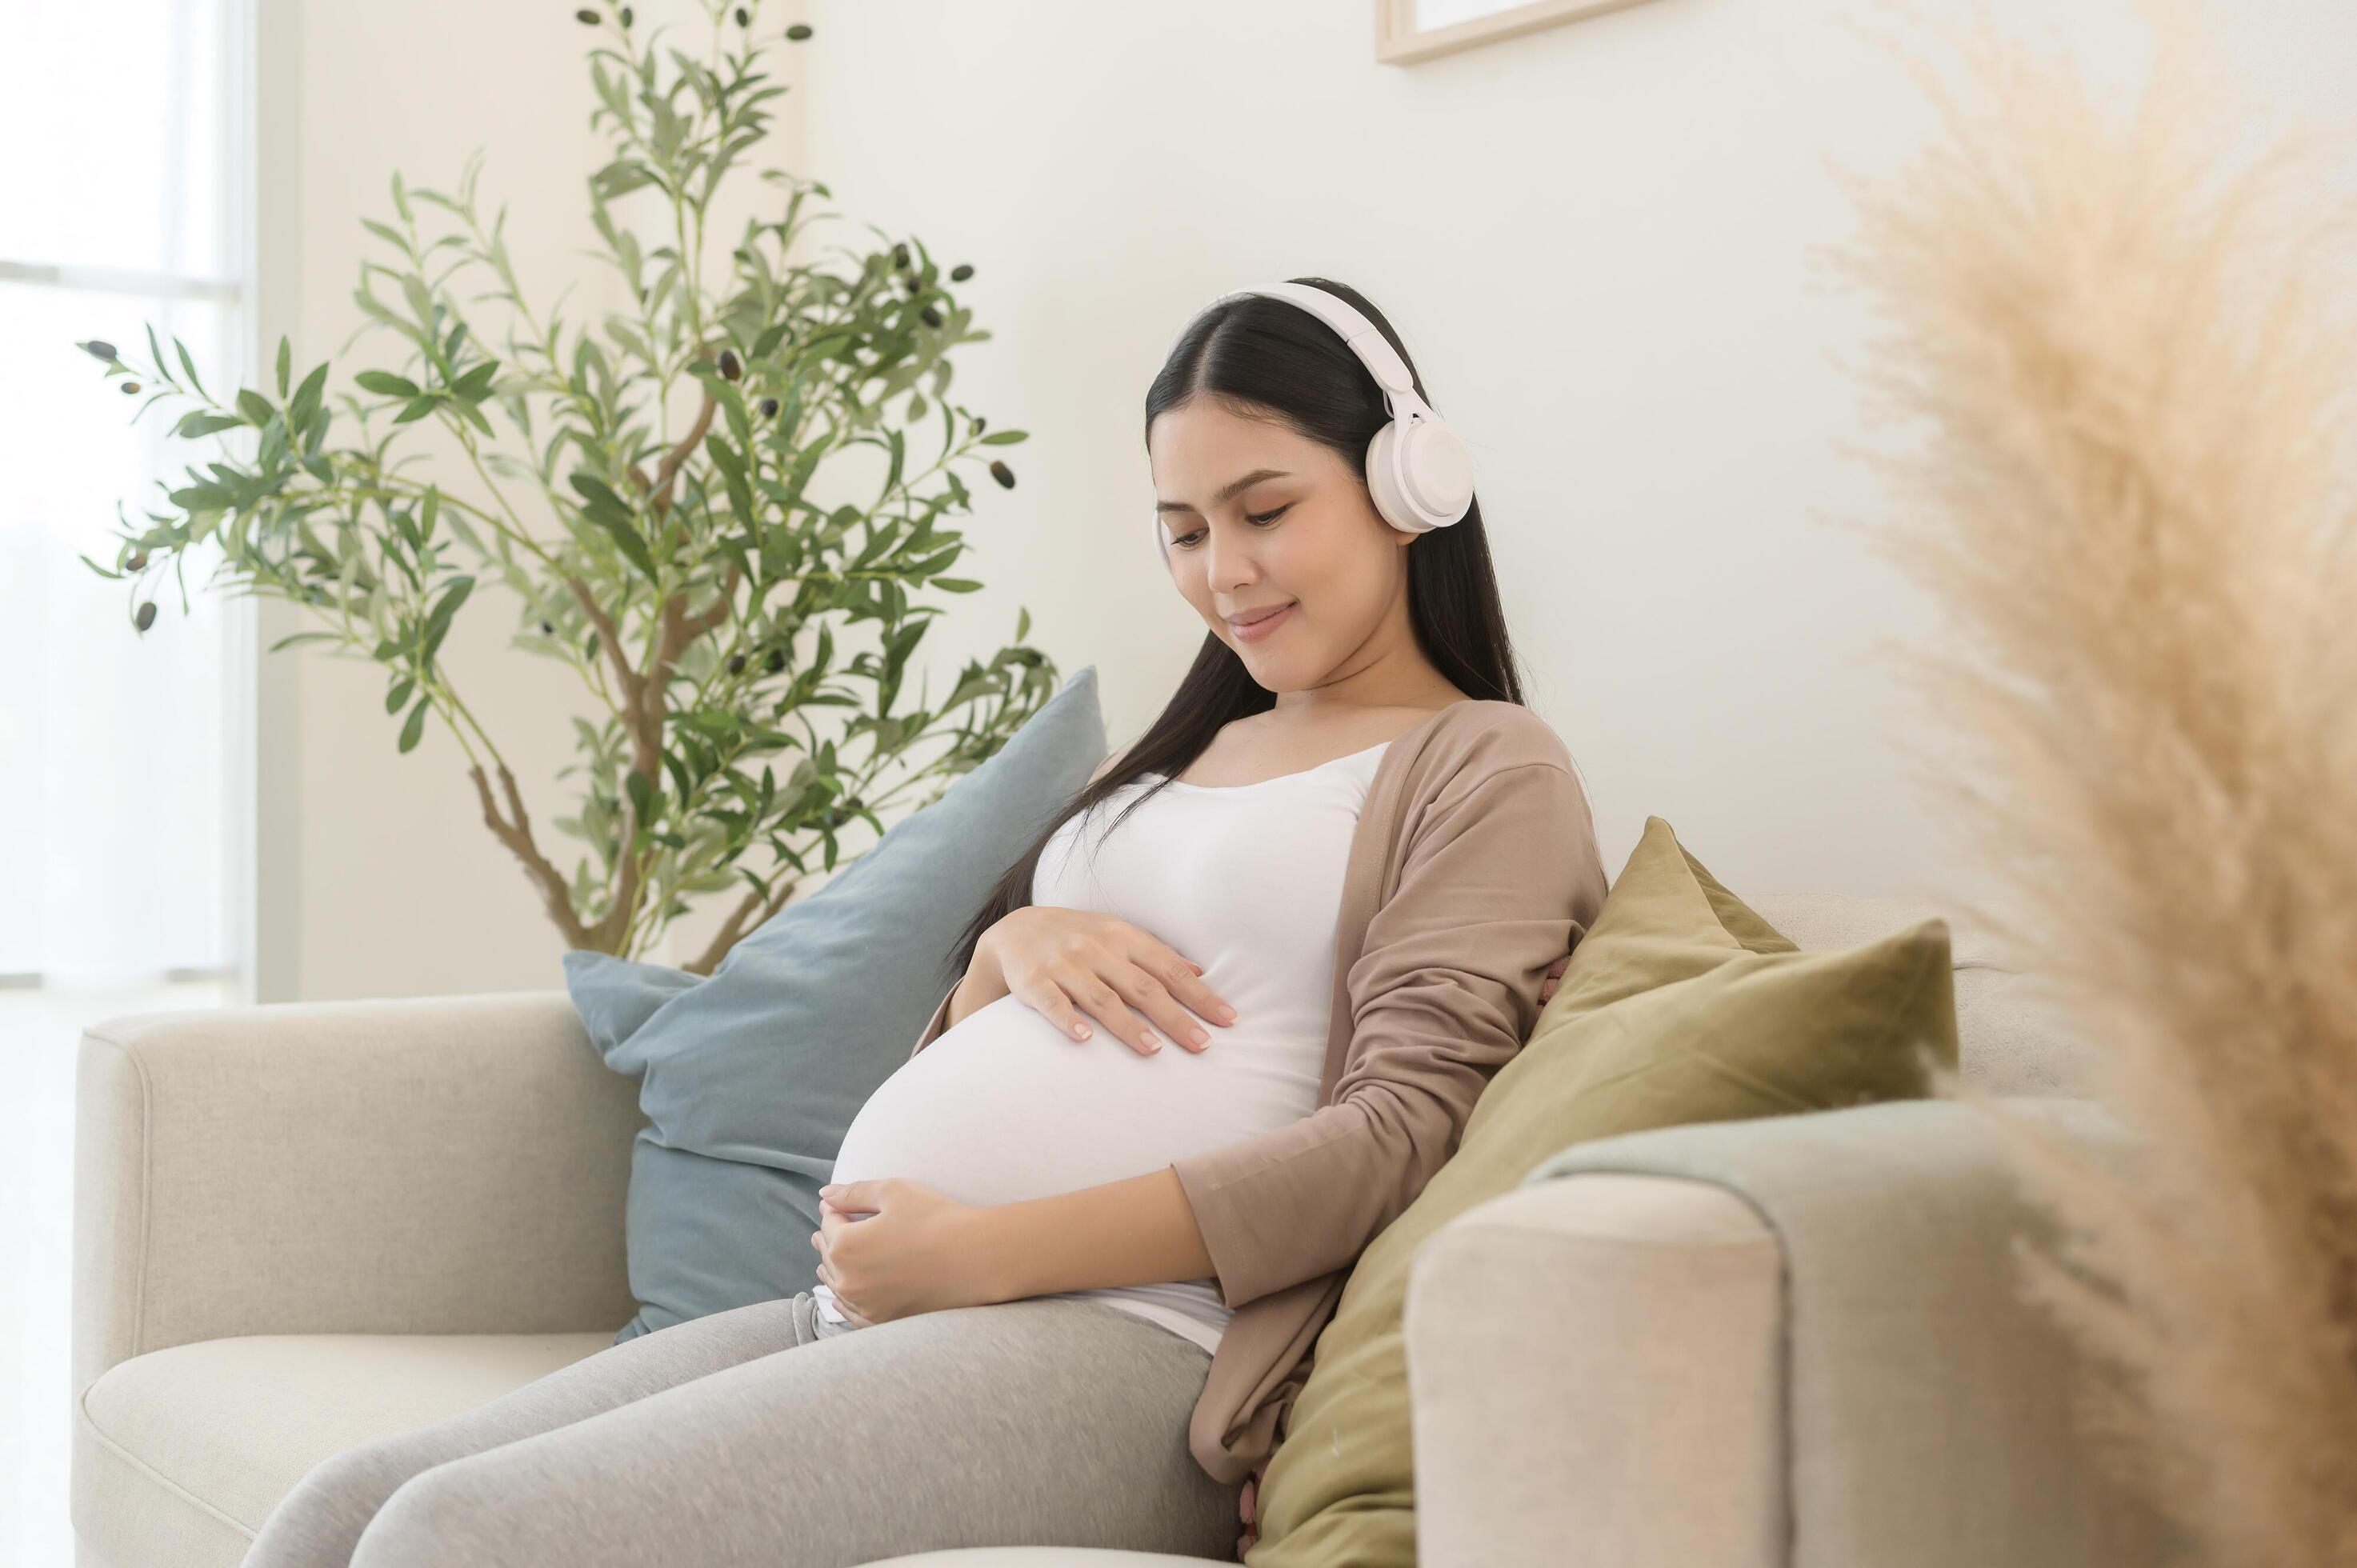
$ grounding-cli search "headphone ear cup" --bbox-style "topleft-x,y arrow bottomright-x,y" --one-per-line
1399,415 -> 1475,527
1367,416 -> 1475,533
1364,422 -> 1419,534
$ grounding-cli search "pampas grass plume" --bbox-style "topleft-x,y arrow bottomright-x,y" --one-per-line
1829,1 -> 2357,1562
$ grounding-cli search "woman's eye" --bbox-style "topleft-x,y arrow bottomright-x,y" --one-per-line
1167,503 -> 1291,551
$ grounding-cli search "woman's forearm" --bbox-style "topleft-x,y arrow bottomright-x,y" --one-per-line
943,955 -> 1010,1032
974,1166 -> 1219,1304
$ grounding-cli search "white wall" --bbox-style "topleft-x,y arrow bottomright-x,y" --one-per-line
259,0 -> 2357,1000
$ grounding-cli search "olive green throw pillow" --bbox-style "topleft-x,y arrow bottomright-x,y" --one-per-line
1247,815 -> 1960,1568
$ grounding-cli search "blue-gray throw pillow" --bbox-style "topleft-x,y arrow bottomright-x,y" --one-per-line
564,665 -> 1106,1341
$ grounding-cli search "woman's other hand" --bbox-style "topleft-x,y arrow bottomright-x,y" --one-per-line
1539,951 -> 1571,1006
978,905 -> 1239,1056
814,1178 -> 994,1322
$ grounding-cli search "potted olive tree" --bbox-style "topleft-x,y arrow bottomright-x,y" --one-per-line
78,1 -> 1056,972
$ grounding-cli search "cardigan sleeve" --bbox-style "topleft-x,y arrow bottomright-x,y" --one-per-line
1166,758 -> 1610,1310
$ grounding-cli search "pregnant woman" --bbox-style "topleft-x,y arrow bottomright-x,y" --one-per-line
242,277 -> 1609,1568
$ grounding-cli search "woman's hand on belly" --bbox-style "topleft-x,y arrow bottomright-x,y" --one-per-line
981,904 -> 1240,1055
814,1178 -> 1002,1323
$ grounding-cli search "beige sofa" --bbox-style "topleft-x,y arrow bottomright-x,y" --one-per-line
72,894 -> 2170,1567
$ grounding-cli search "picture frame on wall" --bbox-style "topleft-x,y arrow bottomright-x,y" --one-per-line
1375,0 -> 1659,65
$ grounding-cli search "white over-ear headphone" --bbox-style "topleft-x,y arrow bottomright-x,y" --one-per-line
1153,281 -> 1475,571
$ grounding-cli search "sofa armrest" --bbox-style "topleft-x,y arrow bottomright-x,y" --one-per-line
74,990 -> 646,1395
1404,1169 -> 1783,1567
1403,1098 -> 2176,1568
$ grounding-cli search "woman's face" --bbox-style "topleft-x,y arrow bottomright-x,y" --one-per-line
1146,397 -> 1415,693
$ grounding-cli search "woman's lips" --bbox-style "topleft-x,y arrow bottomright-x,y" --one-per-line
1230,602 -> 1296,643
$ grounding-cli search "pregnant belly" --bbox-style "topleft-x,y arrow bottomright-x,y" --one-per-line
830,991 -> 1324,1206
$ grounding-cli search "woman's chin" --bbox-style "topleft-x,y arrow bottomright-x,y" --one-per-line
1239,658 -> 1300,691
1232,639 -> 1311,685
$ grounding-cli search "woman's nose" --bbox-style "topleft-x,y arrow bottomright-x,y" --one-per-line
1205,530 -> 1258,592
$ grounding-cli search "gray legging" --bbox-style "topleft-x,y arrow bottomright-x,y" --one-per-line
241,1290 -> 1243,1567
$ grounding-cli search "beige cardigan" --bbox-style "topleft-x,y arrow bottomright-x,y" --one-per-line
902,698 -> 1611,1486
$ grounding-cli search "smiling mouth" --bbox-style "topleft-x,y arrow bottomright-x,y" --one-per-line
1226,602 -> 1295,628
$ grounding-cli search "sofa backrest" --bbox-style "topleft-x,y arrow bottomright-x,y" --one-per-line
1744,893 -> 2092,1098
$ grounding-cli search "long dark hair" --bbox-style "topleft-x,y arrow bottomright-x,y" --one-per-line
935,276 -> 1530,994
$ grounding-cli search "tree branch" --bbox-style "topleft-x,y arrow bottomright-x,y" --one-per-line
470,763 -> 592,948
567,575 -> 642,703
570,335 -> 738,954
681,564 -> 742,644
647,390 -> 718,518
626,334 -> 729,520
686,873 -> 799,975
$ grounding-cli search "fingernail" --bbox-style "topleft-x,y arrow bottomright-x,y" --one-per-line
1141,1031 -> 1159,1048
1217,1005 -> 1237,1022
1074,1023 -> 1091,1038
1188,1028 -> 1208,1046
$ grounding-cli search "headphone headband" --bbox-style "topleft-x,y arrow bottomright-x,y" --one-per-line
1211,282 -> 1419,402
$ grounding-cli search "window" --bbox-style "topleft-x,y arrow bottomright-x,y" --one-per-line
0,0 -> 252,987
0,3 -> 252,1561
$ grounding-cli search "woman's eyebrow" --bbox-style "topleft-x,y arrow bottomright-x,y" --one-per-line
1154,468 -> 1292,514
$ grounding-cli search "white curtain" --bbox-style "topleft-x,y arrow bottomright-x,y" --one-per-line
0,0 -> 243,985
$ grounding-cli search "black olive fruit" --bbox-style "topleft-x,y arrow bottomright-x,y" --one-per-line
734,6 -> 749,23
765,647 -> 786,674
539,620 -> 556,635
121,381 -> 140,394
920,306 -> 942,329
758,396 -> 779,418
618,6 -> 632,25
134,602 -> 157,631
972,414 -> 987,434
717,348 -> 742,382
950,264 -> 974,282
990,460 -> 1015,490
575,6 -> 598,22
786,22 -> 811,40
892,242 -> 909,270
727,653 -> 746,675
127,550 -> 149,571
82,339 -> 118,362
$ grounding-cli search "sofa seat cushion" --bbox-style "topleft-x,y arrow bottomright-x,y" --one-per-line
75,1331 -> 614,1565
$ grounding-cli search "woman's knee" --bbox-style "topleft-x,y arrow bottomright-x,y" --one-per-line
346,1455 -> 507,1568
245,1437 -> 440,1567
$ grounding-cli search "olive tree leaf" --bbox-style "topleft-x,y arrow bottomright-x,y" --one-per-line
421,575 -> 474,658
397,695 -> 430,754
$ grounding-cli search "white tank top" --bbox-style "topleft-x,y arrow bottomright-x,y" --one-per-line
817,737 -> 1392,1354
